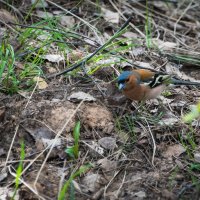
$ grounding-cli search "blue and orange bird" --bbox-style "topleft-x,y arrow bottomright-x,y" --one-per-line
118,69 -> 200,101
118,69 -> 168,101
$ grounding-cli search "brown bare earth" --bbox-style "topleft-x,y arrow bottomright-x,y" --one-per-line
1,1 -> 200,200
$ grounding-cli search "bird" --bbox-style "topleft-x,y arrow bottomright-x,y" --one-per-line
118,69 -> 200,101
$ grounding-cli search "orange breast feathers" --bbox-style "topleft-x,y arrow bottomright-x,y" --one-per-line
117,69 -> 167,101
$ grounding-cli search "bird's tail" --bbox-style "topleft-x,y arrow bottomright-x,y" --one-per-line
171,78 -> 200,86
149,74 -> 200,87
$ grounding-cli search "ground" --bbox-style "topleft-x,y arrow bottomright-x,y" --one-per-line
1,0 -> 200,200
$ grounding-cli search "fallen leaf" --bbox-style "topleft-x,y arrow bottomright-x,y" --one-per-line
67,91 -> 96,102
41,138 -> 62,148
132,47 -> 146,56
60,15 -> 75,27
90,141 -> 104,155
133,61 -> 154,69
158,111 -> 179,126
31,0 -> 48,8
0,187 -> 19,200
82,173 -> 104,193
0,9 -> 17,23
162,144 -> 185,158
122,32 -> 138,39
165,63 -> 200,83
97,158 -> 117,171
42,54 -> 64,63
36,10 -> 53,19
68,50 -> 84,62
101,8 -> 119,24
0,168 -> 7,183
37,32 -> 51,40
98,137 -> 116,150
33,77 -> 48,89
134,191 -> 146,198
159,117 -> 178,126
152,38 -> 178,51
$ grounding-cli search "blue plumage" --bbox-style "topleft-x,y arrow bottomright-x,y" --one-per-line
118,71 -> 133,83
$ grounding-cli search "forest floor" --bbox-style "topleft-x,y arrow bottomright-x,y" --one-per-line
1,0 -> 200,199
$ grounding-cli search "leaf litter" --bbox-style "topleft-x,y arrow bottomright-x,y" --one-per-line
1,1 -> 200,200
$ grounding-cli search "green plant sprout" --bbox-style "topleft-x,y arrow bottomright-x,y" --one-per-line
0,40 -> 19,94
65,121 -> 81,159
145,0 -> 152,48
12,140 -> 25,200
58,163 -> 92,200
183,102 -> 200,123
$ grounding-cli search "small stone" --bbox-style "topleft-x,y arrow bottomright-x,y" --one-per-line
194,153 -> 200,163
98,137 -> 116,150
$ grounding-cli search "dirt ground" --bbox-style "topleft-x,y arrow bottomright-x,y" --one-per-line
1,0 -> 200,200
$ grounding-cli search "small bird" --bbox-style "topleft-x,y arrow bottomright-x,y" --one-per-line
118,69 -> 167,101
118,69 -> 200,101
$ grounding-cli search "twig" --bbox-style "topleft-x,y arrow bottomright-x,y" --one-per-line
8,22 -> 100,46
108,0 -> 146,38
174,0 -> 194,36
115,170 -> 126,198
34,100 -> 84,188
45,0 -> 102,44
8,165 -> 46,200
104,170 -> 121,198
47,16 -> 132,78
80,61 -> 106,97
144,119 -> 156,167
5,125 -> 19,166
9,22 -> 158,73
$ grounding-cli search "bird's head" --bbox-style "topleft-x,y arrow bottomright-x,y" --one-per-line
118,71 -> 140,91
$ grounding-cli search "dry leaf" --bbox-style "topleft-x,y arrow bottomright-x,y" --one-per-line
97,158 -> 117,171
41,138 -> 62,148
133,61 -> 154,69
90,141 -> 104,155
0,168 -> 7,183
132,47 -> 146,56
31,0 -> 48,8
82,173 -> 105,193
152,38 -> 178,51
0,187 -> 19,200
0,9 -> 17,23
101,8 -> 119,24
122,32 -> 138,39
36,10 -> 53,19
68,50 -> 84,62
162,144 -> 185,158
159,116 -> 178,126
165,63 -> 200,83
60,15 -> 75,27
134,191 -> 146,198
67,91 -> 96,102
42,54 -> 65,62
98,137 -> 116,150
33,77 -> 48,89
158,111 -> 179,126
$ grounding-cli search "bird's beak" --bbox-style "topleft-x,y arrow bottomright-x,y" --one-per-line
118,83 -> 125,90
